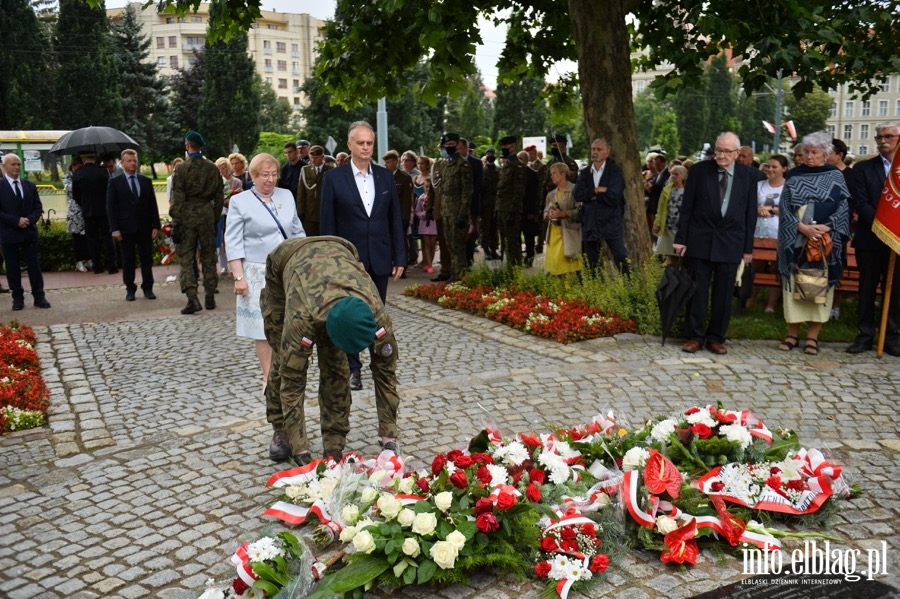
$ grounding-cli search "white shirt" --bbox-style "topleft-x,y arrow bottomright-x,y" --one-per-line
591,161 -> 606,187
5,174 -> 21,190
352,161 -> 375,217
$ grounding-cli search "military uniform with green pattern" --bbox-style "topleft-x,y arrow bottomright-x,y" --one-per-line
495,138 -> 527,266
435,136 -> 473,281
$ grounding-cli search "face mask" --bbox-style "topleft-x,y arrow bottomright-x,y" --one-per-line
445,145 -> 458,155
551,147 -> 561,158
486,156 -> 496,164
501,148 -> 511,158
439,149 -> 448,159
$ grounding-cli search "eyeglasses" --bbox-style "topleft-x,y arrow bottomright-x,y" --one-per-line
874,134 -> 897,141
714,148 -> 738,155
258,172 -> 279,179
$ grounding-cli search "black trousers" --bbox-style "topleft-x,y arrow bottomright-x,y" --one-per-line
684,258 -> 739,344
583,236 -> 631,274
2,240 -> 44,302
348,272 -> 389,374
120,231 -> 155,292
854,247 -> 900,344
84,215 -> 117,272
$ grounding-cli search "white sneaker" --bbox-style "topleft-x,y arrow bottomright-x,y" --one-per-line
75,261 -> 87,272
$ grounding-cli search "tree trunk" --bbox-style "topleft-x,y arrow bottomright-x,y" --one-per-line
568,0 -> 651,265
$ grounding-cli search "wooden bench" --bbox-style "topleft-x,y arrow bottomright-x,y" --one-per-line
750,237 -> 860,294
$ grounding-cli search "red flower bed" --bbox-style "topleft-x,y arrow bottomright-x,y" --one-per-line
404,283 -> 636,343
0,322 -> 49,433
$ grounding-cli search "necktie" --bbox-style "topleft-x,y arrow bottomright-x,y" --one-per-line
13,180 -> 22,200
130,175 -> 139,198
718,170 -> 728,204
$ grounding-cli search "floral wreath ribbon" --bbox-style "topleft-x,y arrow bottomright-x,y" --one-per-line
543,510 -> 598,599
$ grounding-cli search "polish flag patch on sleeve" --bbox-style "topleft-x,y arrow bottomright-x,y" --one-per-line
375,327 -> 386,339
300,336 -> 314,347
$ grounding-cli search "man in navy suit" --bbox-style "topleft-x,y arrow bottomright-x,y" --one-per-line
320,121 -> 406,390
846,121 -> 900,355
107,149 -> 161,302
0,154 -> 50,310
674,131 -> 757,354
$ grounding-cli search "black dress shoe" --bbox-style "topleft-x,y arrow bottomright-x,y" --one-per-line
107,269 -> 118,275
125,290 -> 136,301
34,298 -> 51,309
349,371 -> 362,391
204,294 -> 216,310
12,301 -> 24,311
143,290 -> 157,300
0,287 -> 9,294
883,342 -> 900,357
846,341 -> 872,354
431,274 -> 450,282
181,297 -> 202,314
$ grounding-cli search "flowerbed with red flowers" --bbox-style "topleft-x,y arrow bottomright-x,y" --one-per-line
403,283 -> 636,343
0,321 -> 49,434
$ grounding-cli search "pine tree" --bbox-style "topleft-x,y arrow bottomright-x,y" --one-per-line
0,0 -> 51,129
197,2 -> 261,159
491,77 -> 549,142
54,0 -> 121,129
169,49 -> 205,136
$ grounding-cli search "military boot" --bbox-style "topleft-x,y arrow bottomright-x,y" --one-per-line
268,429 -> 292,462
181,297 -> 202,314
204,293 -> 216,310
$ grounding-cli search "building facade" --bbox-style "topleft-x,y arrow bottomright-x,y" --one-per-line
107,3 -> 325,112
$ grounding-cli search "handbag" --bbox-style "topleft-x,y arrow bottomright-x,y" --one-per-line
804,232 -> 833,263
792,239 -> 829,304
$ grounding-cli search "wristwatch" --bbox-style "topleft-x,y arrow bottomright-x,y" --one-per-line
234,275 -> 244,281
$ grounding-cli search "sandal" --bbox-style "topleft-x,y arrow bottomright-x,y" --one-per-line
804,339 -> 819,355
778,335 -> 799,351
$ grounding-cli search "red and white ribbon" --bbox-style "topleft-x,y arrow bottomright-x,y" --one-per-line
266,460 -> 325,488
230,542 -> 258,587
263,499 -> 332,526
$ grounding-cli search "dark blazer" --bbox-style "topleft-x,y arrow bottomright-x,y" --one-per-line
72,162 -> 110,219
106,172 -> 161,235
573,158 -> 626,241
319,162 -> 406,276
848,155 -> 888,251
392,168 -> 414,224
0,177 -> 42,244
674,159 -> 758,263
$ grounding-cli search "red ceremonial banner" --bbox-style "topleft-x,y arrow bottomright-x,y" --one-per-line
872,150 -> 900,254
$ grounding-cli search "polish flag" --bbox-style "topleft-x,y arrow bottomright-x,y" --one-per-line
785,120 -> 797,139
762,120 -> 776,134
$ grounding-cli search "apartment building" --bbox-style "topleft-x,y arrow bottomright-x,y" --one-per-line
107,3 -> 325,112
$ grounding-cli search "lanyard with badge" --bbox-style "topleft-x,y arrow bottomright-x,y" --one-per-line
251,190 -> 288,239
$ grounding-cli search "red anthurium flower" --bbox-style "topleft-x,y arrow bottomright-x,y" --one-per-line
589,554 -> 610,573
711,497 -> 746,546
519,433 -> 542,447
660,518 -> 699,564
475,512 -> 500,534
643,450 -> 683,498
712,409 -> 737,424
535,562 -> 552,579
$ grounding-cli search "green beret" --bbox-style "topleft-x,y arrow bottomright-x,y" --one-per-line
184,130 -> 206,146
326,297 -> 377,354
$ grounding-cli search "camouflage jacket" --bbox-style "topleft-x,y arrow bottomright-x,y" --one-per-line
170,156 -> 223,224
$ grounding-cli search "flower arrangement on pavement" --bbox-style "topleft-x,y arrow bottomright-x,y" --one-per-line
403,283 -> 636,343
0,321 -> 49,434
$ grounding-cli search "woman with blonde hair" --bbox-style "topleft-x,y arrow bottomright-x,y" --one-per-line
229,152 -> 251,190
543,162 -> 582,275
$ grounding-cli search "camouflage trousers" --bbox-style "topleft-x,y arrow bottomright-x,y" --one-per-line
499,214 -> 522,266
175,221 -> 218,298
446,218 -> 470,280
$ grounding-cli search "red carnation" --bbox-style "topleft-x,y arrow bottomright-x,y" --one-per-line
529,468 -> 546,485
561,540 -> 578,552
416,477 -> 430,493
535,561 -> 552,579
580,523 -> 596,537
476,512 -> 500,534
560,527 -> 576,541
765,475 -> 783,491
449,469 -> 468,489
786,479 -> 804,492
770,466 -> 782,475
476,465 -> 492,484
474,497 -> 494,516
684,407 -> 701,416
431,454 -> 447,477
495,492 -> 516,510
525,483 -> 541,502
589,554 -> 610,573
539,536 -> 558,552
454,454 -> 474,468
232,578 -> 250,595
691,423 -> 713,439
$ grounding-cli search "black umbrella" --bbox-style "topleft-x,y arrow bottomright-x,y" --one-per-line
656,263 -> 696,345
49,126 -> 140,156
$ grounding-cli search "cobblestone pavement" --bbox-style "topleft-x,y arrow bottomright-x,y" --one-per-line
1,291 -> 899,599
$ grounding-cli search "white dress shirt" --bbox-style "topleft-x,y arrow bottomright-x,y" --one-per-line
351,161 -> 376,217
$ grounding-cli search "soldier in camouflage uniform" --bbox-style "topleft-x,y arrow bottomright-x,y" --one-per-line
425,139 -> 451,281
434,133 -> 473,281
261,235 -> 400,464
495,135 -> 527,266
480,148 -> 500,259
170,130 -> 223,314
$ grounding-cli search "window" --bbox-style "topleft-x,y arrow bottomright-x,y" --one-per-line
634,80 -> 647,93
292,61 -> 300,75
844,101 -> 854,117
291,43 -> 299,57
191,16 -> 202,23
843,124 -> 853,140
860,124 -> 869,140
157,56 -> 167,68
859,145 -> 868,156
879,77 -> 890,93
826,125 -> 835,137
878,100 -> 888,117
156,37 -> 165,49
293,97 -> 301,108
276,42 -> 286,53
266,77 -> 272,85
277,60 -> 287,71
165,16 -> 174,24
186,36 -> 203,48
264,58 -> 273,72
187,55 -> 197,67
267,24 -> 278,29
829,101 -> 837,118
278,78 -> 287,89
263,40 -> 272,54
896,100 -> 900,117
170,56 -> 179,69
861,101 -> 870,117
169,36 -> 177,48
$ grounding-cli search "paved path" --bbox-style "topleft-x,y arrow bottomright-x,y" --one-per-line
1,269 -> 899,598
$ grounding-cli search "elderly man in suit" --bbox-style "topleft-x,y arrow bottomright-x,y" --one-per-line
847,121 -> 900,355
320,121 -> 406,390
674,131 -> 758,355
107,149 -> 161,302
0,153 -> 50,310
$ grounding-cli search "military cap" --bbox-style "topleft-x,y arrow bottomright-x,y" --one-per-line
297,139 -> 310,147
324,155 -> 336,163
485,147 -> 496,154
439,134 -> 448,145
444,133 -> 461,142
309,145 -> 324,156
382,149 -> 400,161
498,135 -> 517,146
552,133 -> 568,143
184,130 -> 206,146
468,141 -> 476,150
327,297 -> 377,354
524,144 -> 536,152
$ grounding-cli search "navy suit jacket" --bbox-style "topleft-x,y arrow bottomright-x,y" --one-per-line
848,155 -> 888,251
573,159 -> 626,241
0,177 -> 42,244
107,172 -> 161,236
675,159 -> 758,263
319,162 -> 406,276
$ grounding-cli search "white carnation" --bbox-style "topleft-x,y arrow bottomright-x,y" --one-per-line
650,419 -> 678,443
494,441 -> 529,467
486,464 -> 509,485
621,447 -> 650,471
719,424 -> 753,449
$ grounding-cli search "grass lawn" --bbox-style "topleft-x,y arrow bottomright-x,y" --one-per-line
728,287 -> 859,343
